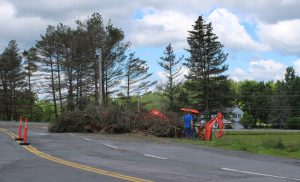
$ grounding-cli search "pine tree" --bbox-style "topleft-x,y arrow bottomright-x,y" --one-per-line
123,52 -> 156,98
36,25 -> 59,118
284,66 -> 300,116
158,43 -> 182,109
185,16 -> 229,120
23,47 -> 38,121
76,13 -> 128,105
268,81 -> 291,128
0,40 -> 26,120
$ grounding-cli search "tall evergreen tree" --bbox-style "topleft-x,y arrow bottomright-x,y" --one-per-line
123,52 -> 156,98
158,43 -> 182,109
76,13 -> 128,105
0,40 -> 26,120
23,47 -> 38,121
268,81 -> 291,128
36,25 -> 59,119
284,66 -> 300,116
185,16 -> 229,120
285,66 -> 296,90
101,21 -> 128,104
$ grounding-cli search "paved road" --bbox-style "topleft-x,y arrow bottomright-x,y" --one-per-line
1,122 -> 300,182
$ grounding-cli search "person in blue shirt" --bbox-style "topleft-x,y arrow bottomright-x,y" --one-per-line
183,112 -> 193,139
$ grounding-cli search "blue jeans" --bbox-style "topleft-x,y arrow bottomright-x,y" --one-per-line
184,128 -> 192,138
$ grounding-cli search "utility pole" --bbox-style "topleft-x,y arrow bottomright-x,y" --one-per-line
96,49 -> 103,106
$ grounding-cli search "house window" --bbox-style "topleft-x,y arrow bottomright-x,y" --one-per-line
233,113 -> 237,118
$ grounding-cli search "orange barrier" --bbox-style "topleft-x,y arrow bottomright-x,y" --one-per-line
15,116 -> 23,140
20,118 -> 30,145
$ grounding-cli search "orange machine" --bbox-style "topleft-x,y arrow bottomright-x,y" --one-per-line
197,112 -> 224,141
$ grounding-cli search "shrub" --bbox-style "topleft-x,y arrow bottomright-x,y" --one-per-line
262,137 -> 285,150
287,117 -> 300,129
240,112 -> 255,128
286,142 -> 300,152
49,111 -> 85,133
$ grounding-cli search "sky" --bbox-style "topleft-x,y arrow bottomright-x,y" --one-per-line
1,0 -> 300,82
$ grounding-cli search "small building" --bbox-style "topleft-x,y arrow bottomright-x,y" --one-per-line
223,106 -> 244,129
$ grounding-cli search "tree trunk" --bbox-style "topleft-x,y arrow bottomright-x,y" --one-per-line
79,69 -> 83,109
104,70 -> 108,105
50,56 -> 58,119
67,68 -> 74,111
127,74 -> 130,98
98,54 -> 103,106
2,77 -> 11,120
94,60 -> 99,105
76,68 -> 80,108
28,72 -> 33,121
56,55 -> 63,113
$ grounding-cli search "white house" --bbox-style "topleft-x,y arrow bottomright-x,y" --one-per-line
223,106 -> 244,129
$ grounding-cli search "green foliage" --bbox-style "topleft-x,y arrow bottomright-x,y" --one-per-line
262,137 -> 285,150
287,117 -> 300,129
33,101 -> 55,122
239,80 -> 274,122
284,67 -> 300,117
240,112 -> 255,128
49,111 -> 85,132
158,43 -> 182,110
0,40 -> 26,120
123,52 -> 156,97
268,81 -> 291,128
139,92 -> 168,111
175,133 -> 300,159
174,82 -> 193,109
185,16 -> 229,119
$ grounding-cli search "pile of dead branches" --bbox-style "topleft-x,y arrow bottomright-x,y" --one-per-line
49,105 -> 183,137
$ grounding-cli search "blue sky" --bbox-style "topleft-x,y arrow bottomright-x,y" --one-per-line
1,0 -> 300,83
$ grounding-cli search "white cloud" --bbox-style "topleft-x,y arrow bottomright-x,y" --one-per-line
0,1 -> 54,50
231,59 -> 286,81
258,19 -> 300,55
231,68 -> 250,81
0,0 -> 137,51
208,8 -> 269,51
219,0 -> 300,23
131,10 -> 195,49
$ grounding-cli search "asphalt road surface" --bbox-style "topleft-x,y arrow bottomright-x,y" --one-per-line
1,122 -> 300,182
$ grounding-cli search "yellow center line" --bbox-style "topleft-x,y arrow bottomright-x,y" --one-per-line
0,128 -> 153,182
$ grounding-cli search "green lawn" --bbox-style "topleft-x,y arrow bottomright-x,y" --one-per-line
173,131 -> 300,159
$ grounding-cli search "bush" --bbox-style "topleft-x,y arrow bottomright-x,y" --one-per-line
240,112 -> 255,128
287,117 -> 300,129
49,111 -> 85,132
262,137 -> 285,150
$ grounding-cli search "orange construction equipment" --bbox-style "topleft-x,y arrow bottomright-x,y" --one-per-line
180,108 -> 199,114
197,112 -> 224,141
149,109 -> 169,121
15,116 -> 23,141
20,118 -> 30,145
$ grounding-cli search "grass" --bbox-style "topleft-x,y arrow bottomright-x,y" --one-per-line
173,131 -> 300,159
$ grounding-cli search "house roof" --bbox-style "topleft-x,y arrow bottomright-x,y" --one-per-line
223,106 -> 244,114
223,107 -> 236,113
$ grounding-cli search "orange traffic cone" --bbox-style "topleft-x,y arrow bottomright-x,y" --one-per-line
20,118 -> 30,145
15,116 -> 23,141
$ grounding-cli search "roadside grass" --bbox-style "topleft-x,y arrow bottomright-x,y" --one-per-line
173,131 -> 300,159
